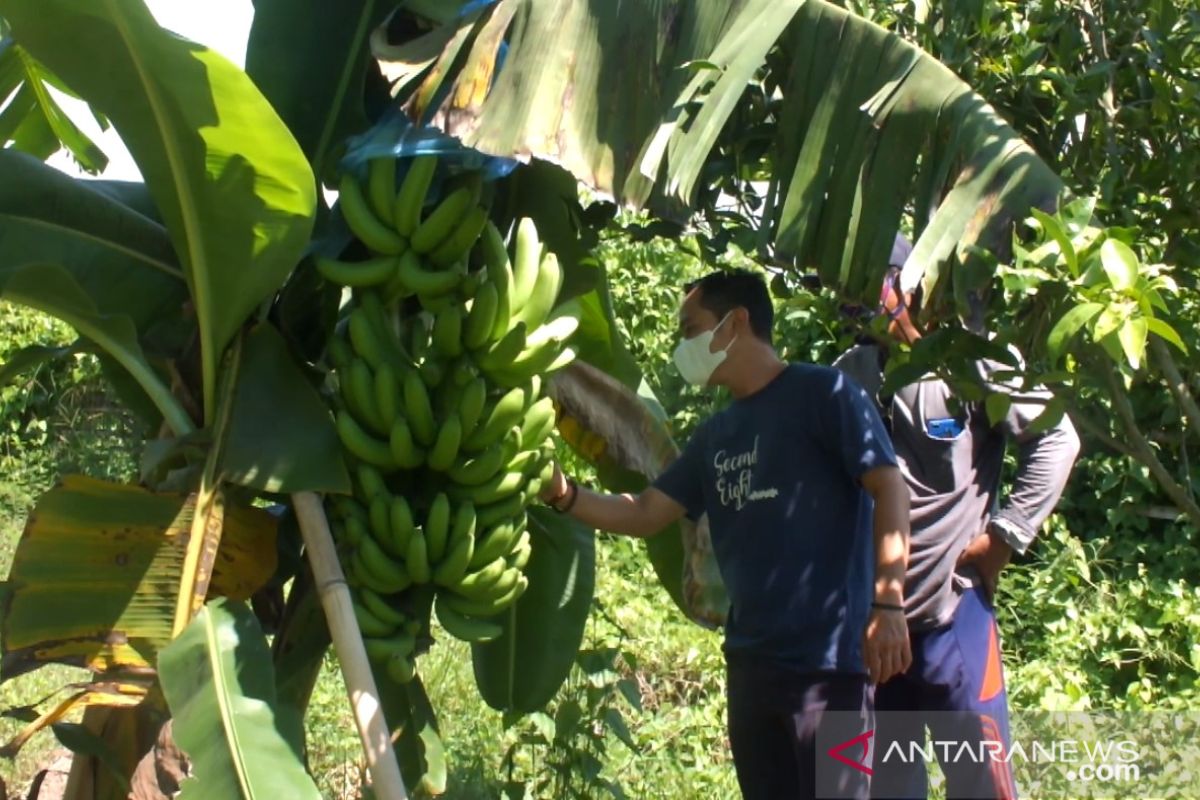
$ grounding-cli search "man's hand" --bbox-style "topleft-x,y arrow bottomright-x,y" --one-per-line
538,461 -> 568,506
956,529 -> 1012,602
863,608 -> 911,685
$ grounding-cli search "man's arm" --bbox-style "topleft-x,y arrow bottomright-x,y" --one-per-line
538,463 -> 687,538
860,464 -> 912,684
959,361 -> 1082,595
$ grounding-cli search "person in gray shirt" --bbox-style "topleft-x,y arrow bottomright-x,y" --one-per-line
834,239 -> 1080,799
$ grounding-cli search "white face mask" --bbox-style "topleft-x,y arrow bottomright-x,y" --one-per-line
673,312 -> 737,386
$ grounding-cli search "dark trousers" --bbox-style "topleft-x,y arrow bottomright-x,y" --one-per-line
726,657 -> 872,800
873,586 -> 1017,800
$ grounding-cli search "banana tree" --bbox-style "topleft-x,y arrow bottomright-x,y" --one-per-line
0,0 -> 1079,796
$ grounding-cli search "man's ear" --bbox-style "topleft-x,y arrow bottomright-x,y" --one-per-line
735,306 -> 750,334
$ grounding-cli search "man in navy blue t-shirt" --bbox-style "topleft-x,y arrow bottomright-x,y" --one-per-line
541,270 -> 911,799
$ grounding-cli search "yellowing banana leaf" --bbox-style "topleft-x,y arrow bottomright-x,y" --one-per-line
0,680 -> 149,758
1,0 -> 317,421
159,599 -> 320,800
381,0 -> 1063,309
1,476 -> 277,680
549,362 -> 728,625
472,508 -> 595,714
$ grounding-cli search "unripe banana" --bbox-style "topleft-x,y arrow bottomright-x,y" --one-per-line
388,495 -> 417,556
353,595 -> 398,637
411,187 -> 474,254
348,309 -> 390,372
402,368 -> 437,446
373,362 -> 400,429
406,528 -> 431,584
441,573 -> 526,617
480,220 -> 513,341
418,358 -> 445,389
506,529 -> 532,571
476,490 -> 529,529
469,517 -> 524,569
368,493 -> 391,542
364,632 -> 416,664
463,281 -> 499,350
510,217 -> 541,312
351,551 -> 391,593
317,255 -> 399,288
452,360 -> 478,387
386,652 -> 417,684
426,413 -> 463,472
328,336 -> 353,370
453,555 -> 508,598
396,249 -> 462,297
359,586 -> 408,627
434,595 -> 502,642
431,305 -> 464,358
490,343 -> 575,388
447,500 -> 476,550
389,418 -> 427,470
429,205 -> 488,267
344,358 -> 388,435
457,377 -> 488,439
520,396 -> 557,450
424,492 -> 452,562
337,410 -> 399,469
465,385 -> 527,451
459,267 -> 485,300
344,515 -> 370,549
433,527 -> 474,588
339,173 -> 407,255
474,321 -> 526,373
452,467 -> 526,506
367,157 -> 398,223
447,441 -> 506,486
356,464 -> 389,501
512,251 -> 561,333
357,534 -> 413,593
393,154 -> 438,237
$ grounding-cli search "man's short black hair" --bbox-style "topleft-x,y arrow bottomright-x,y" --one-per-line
684,269 -> 774,344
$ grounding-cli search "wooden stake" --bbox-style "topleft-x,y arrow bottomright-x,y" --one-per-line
291,492 -> 408,800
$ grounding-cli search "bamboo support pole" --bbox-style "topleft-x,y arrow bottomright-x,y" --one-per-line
291,491 -> 408,800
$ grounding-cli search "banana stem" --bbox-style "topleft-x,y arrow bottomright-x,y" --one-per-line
291,491 -> 409,800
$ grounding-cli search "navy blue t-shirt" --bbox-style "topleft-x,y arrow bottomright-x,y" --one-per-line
653,364 -> 896,674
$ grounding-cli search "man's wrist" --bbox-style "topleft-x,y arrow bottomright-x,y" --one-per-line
548,478 -> 579,513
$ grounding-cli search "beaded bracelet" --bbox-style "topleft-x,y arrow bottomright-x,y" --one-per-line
871,601 -> 905,612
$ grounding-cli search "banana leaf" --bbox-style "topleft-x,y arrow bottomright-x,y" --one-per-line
0,35 -> 107,171
1,0 -> 317,421
378,0 -> 1064,309
223,324 -> 351,495
0,150 -> 185,334
246,0 -> 395,187
472,507 -> 595,714
158,599 -> 320,800
1,476 -> 278,680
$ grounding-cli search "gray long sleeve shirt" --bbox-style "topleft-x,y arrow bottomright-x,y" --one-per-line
835,344 -> 1081,630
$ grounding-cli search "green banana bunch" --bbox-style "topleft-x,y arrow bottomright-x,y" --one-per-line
325,156 -> 583,691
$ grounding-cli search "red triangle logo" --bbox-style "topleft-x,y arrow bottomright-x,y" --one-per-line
827,729 -> 874,776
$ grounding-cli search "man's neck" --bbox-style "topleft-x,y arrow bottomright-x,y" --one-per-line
724,344 -> 787,399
